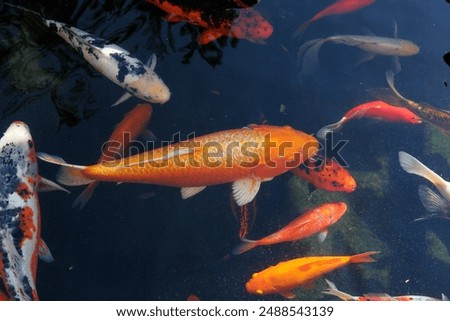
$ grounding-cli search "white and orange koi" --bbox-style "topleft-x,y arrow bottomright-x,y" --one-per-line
0,122 -> 53,301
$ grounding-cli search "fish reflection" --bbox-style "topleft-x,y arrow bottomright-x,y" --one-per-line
145,0 -> 272,45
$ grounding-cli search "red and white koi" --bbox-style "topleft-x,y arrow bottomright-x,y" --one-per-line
323,279 -> 449,301
6,4 -> 170,106
0,122 -> 53,301
316,100 -> 422,140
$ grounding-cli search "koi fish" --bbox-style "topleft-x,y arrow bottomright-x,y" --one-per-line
371,71 -> 450,136
294,0 -> 375,37
145,0 -> 273,45
73,103 -> 154,209
398,151 -> 450,202
232,202 -> 347,255
323,279 -> 449,301
316,100 -> 422,140
291,158 -> 356,193
245,251 -> 379,298
0,122 -> 53,301
38,125 -> 319,206
6,4 -> 170,106
298,34 -> 419,78
415,185 -> 450,222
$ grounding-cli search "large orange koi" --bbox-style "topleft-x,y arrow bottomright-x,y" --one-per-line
38,125 -> 318,206
246,251 -> 379,298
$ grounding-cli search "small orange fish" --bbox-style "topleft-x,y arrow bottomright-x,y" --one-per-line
294,0 -> 375,37
39,125 -> 318,206
146,0 -> 272,45
246,251 -> 379,298
187,294 -> 201,301
291,157 -> 356,193
72,103 -> 153,209
233,202 -> 347,255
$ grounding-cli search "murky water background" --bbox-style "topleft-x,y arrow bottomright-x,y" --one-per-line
1,0 -> 450,300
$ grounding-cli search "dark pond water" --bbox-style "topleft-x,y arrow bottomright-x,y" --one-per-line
1,0 -> 450,300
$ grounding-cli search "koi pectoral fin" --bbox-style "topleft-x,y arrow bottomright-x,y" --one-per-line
111,92 -> 133,107
37,175 -> 70,194
38,239 -> 54,263
232,177 -> 262,206
181,186 -> 207,199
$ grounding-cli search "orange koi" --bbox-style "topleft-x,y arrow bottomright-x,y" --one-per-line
233,202 -> 347,255
323,279 -> 449,301
187,294 -> 201,301
73,103 -> 153,209
291,157 -> 356,193
38,125 -> 318,206
317,100 -> 422,140
294,0 -> 375,37
246,251 -> 379,298
145,0 -> 273,45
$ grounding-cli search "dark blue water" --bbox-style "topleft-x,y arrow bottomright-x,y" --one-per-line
1,0 -> 450,300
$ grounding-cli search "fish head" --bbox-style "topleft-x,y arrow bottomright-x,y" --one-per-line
323,202 -> 348,222
319,158 -> 357,192
399,40 -> 420,56
230,9 -> 273,42
0,121 -> 38,180
245,272 -> 275,295
252,125 -> 319,168
130,72 -> 171,104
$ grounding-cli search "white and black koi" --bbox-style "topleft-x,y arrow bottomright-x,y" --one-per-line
6,4 -> 171,106
0,122 -> 53,301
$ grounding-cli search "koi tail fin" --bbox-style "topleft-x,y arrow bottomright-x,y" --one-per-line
322,279 -> 355,301
350,251 -> 380,263
232,238 -> 258,255
72,182 -> 99,209
316,118 -> 346,140
418,184 -> 448,214
293,19 -> 313,39
398,151 -> 444,187
37,152 -> 93,186
385,70 -> 410,103
297,38 -> 328,80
